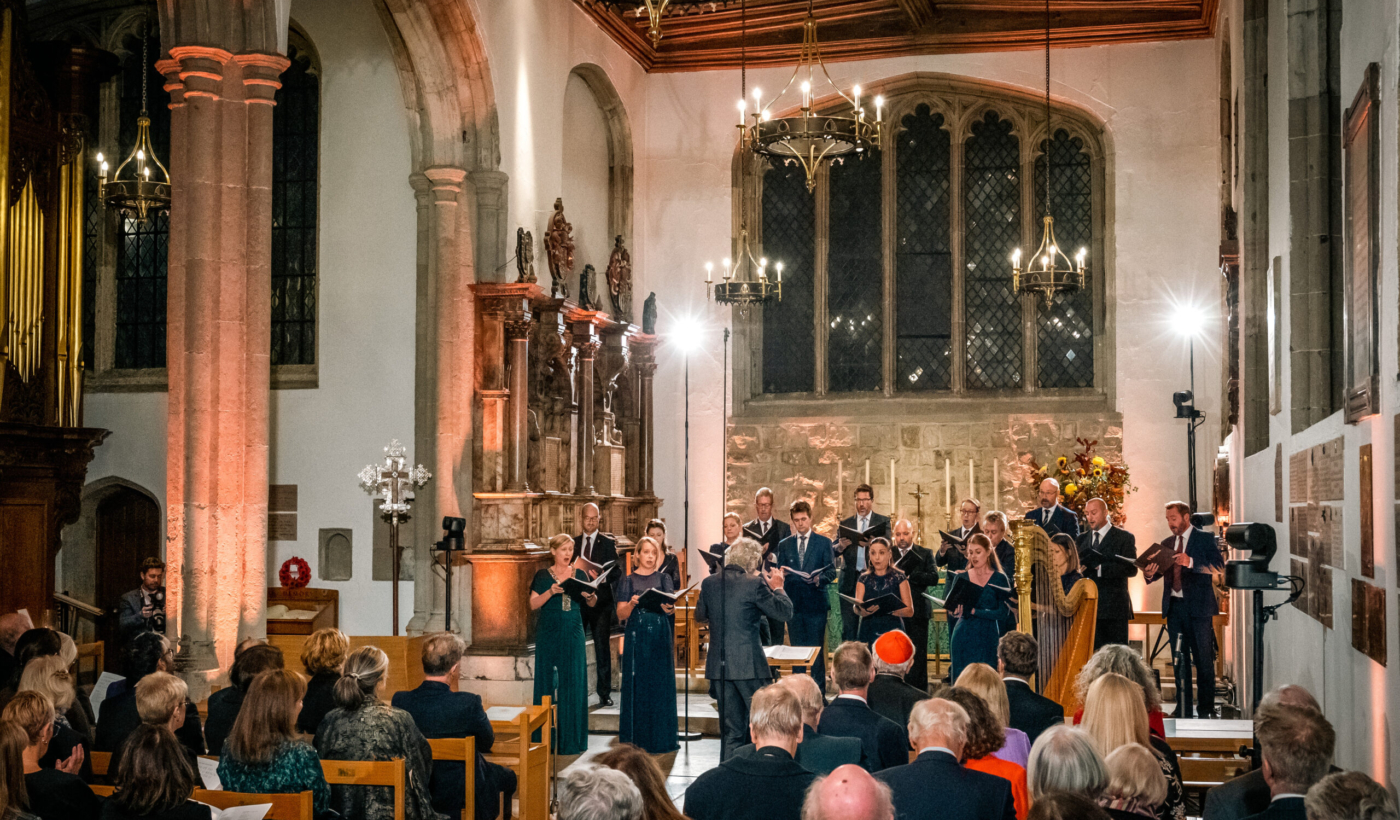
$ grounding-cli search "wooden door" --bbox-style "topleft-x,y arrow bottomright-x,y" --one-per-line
95,489 -> 160,670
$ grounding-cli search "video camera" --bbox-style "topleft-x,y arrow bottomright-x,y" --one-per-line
1223,522 -> 1287,590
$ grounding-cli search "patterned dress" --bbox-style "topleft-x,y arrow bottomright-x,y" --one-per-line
313,701 -> 441,820
855,568 -> 908,643
218,740 -> 332,818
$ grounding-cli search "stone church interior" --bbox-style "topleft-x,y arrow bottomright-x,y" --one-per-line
0,0 -> 1397,817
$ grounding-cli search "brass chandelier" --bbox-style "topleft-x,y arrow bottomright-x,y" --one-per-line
1012,0 -> 1086,306
96,26 -> 170,223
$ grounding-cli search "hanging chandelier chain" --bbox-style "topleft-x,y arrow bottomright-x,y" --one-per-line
141,19 -> 150,117
1044,0 -> 1050,218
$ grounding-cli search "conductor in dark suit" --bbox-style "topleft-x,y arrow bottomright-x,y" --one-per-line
392,633 -> 517,820
776,500 -> 836,689
574,502 -> 621,707
748,487 -> 793,645
818,641 -> 908,772
1144,500 -> 1223,718
696,537 -> 794,760
876,698 -> 1016,820
1024,478 -> 1080,538
837,484 -> 891,641
890,519 -> 936,691
1077,497 -> 1138,648
736,674 -> 862,776
996,632 -> 1062,745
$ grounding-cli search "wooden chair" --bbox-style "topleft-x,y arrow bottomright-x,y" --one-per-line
321,758 -> 406,820
1179,755 -> 1251,805
194,789 -> 315,820
91,785 -> 114,797
426,736 -> 478,820
484,699 -> 552,820
90,751 -> 111,777
74,641 -> 104,690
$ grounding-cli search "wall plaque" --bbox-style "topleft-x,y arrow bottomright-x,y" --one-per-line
268,513 -> 297,541
269,484 -> 298,512
1350,578 -> 1386,665
1360,443 -> 1374,577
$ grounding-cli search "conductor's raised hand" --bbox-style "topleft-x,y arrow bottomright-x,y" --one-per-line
766,566 -> 786,590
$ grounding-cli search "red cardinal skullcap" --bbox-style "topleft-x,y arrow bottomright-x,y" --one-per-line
873,629 -> 915,665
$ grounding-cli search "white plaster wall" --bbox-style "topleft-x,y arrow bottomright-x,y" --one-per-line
560,71 -> 612,295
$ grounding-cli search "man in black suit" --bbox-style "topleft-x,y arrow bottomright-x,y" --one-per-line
393,633 -> 517,820
117,557 -> 168,641
867,630 -> 928,729
1144,500 -> 1223,718
1077,497 -> 1138,648
996,632 -> 1062,745
818,641 -> 908,772
696,538 -> 794,759
1024,479 -> 1080,538
837,484 -> 891,641
574,502 -> 620,707
936,499 -> 982,573
1237,704 -> 1335,820
876,698 -> 1016,820
890,519 -> 936,691
737,674 -> 862,776
748,487 -> 793,645
776,501 -> 837,688
1204,686 -> 1332,820
685,684 -> 815,820
980,511 -> 1016,582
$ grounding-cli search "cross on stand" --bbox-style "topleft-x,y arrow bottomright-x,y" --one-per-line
358,439 -> 431,636
908,484 -> 930,546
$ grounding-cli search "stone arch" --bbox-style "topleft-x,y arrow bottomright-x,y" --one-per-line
567,63 -> 635,255
60,476 -> 164,643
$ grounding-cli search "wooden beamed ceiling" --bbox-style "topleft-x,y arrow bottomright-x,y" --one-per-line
574,0 -> 1219,72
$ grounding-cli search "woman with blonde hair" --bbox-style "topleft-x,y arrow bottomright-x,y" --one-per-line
17,656 -> 88,776
1099,744 -> 1168,819
529,534 -> 594,755
1072,645 -> 1165,736
956,662 -> 1031,768
615,536 -> 679,754
297,628 -> 350,735
4,690 -> 99,818
219,670 -> 331,818
1079,674 -> 1183,820
0,722 -> 37,820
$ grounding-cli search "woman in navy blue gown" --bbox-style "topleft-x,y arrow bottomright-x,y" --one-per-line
854,537 -> 914,644
615,536 -> 679,753
949,533 -> 1016,683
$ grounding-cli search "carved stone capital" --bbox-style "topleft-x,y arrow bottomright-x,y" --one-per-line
574,338 -> 602,359
504,314 -> 533,340
232,53 -> 291,105
166,47 -> 233,102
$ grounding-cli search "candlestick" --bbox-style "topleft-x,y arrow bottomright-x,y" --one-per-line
837,460 -> 843,516
969,459 -> 975,503
890,459 -> 897,518
865,459 -> 870,487
944,459 -> 951,514
993,459 -> 999,507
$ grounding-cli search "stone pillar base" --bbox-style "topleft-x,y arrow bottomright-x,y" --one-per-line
459,646 -> 600,707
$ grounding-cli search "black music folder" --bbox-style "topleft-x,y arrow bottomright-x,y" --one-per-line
560,571 -> 611,601
838,521 -> 889,546
938,530 -> 968,547
698,548 -> 727,573
840,592 -> 905,617
637,583 -> 695,613
924,573 -> 983,612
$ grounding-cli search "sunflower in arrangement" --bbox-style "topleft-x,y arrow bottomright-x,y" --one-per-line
1027,438 -> 1136,524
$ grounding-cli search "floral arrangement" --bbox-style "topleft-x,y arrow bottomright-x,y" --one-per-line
1027,438 -> 1136,524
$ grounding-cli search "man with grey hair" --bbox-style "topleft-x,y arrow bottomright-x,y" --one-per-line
736,674 -> 861,776
1305,771 -> 1398,820
697,537 -> 792,759
1025,478 -> 1079,538
1026,724 -> 1108,801
558,765 -> 642,820
802,764 -> 895,820
686,684 -> 815,820
876,698 -> 1014,820
1238,704 -> 1336,820
1204,686 -> 1333,820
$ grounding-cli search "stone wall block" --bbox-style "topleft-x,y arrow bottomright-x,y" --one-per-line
969,425 -> 992,449
901,425 -> 921,448
859,425 -> 895,450
760,425 -> 789,451
730,425 -> 760,451
781,451 -> 803,466
941,426 -> 970,446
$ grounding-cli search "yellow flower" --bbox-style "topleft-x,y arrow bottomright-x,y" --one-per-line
1064,483 -> 1078,495
1093,468 -> 1103,477
1056,456 -> 1068,468
1092,456 -> 1106,467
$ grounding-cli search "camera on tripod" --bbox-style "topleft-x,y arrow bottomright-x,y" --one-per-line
1223,522 -> 1286,590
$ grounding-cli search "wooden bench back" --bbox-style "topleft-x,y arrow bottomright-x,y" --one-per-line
90,751 -> 111,777
426,736 -> 477,820
86,786 -> 314,820
321,758 -> 406,820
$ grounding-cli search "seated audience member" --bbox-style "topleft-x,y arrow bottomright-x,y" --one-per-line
0,613 -> 30,685
1027,793 -> 1113,820
558,766 -> 642,820
737,674 -> 862,775
53,633 -> 95,742
956,664 -> 1030,769
296,628 -> 349,736
18,657 -> 90,777
594,744 -> 688,820
3,692 -> 98,820
391,632 -> 517,820
204,642 -> 283,756
1026,725 -> 1107,801
818,642 -> 909,772
0,721 -> 40,820
998,632 -> 1063,745
867,631 -> 928,731
1079,673 -> 1183,820
1072,645 -> 1166,737
109,673 -> 198,774
313,646 -> 438,820
1239,704 -> 1336,820
99,724 -> 209,820
1304,772 -> 1399,820
96,634 -> 204,758
0,630 -> 62,709
875,698 -> 1015,820
1099,744 -> 1168,820
1204,686 -> 1329,820
939,687 -> 1029,820
685,684 -> 815,820
801,764 -> 895,820
217,670 -> 331,818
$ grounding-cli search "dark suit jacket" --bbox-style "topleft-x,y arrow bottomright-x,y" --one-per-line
1077,526 -> 1139,620
1241,797 -> 1308,820
574,530 -> 620,617
95,689 -> 205,758
876,750 -> 1016,820
1203,767 -> 1269,820
993,538 -> 1016,581
685,746 -> 815,820
1025,505 -> 1080,538
776,532 -> 837,614
117,588 -> 164,641
696,566 -> 793,681
1003,678 -> 1063,745
936,525 -> 980,571
660,551 -> 683,589
838,513 -> 892,594
817,695 -> 908,772
868,674 -> 927,731
392,681 -> 509,820
894,545 -> 939,618
1155,528 -> 1223,618
737,724 -> 863,777
746,518 -> 792,558
203,685 -> 244,756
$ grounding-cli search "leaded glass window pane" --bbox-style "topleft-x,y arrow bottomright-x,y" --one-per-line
1034,129 -> 1093,388
827,148 -> 883,393
271,42 -> 319,367
761,160 -> 815,393
963,111 -> 1021,389
895,106 -> 952,391
82,158 -> 100,371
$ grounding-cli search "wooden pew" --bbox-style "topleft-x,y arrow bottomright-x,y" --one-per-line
426,736 -> 478,820
91,751 -> 111,777
195,789 -> 315,820
1179,755 -> 1251,805
321,758 -> 406,820
485,699 -> 552,820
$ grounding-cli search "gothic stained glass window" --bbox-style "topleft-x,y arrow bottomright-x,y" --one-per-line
827,148 -> 884,392
895,106 -> 952,391
82,157 -> 100,371
271,40 -> 320,367
963,111 -> 1022,389
761,160 -> 816,393
1034,129 -> 1094,388
113,43 -> 171,370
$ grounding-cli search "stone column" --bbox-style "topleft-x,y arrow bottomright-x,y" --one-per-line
571,318 -> 601,496
470,170 -> 509,284
504,310 -> 532,491
632,335 -> 657,497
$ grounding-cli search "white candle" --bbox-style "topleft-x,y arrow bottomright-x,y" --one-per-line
837,460 -> 843,516
993,460 -> 999,506
945,460 -> 951,513
890,459 -> 897,517
865,459 -> 870,487
969,459 -> 975,503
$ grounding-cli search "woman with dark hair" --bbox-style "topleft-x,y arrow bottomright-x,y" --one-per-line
948,533 -> 1016,683
615,536 -> 679,755
204,644 -> 284,756
0,722 -> 39,820
95,633 -> 204,758
593,743 -> 687,820
643,519 -> 683,590
853,538 -> 914,644
0,630 -> 63,709
1050,534 -> 1084,595
313,646 -> 438,820
940,687 -> 1029,820
219,670 -> 331,818
297,628 -> 350,736
98,724 -> 208,820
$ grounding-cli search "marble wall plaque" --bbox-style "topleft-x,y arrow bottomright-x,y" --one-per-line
268,513 -> 297,541
1351,578 -> 1387,665
269,484 -> 298,512
1361,443 -> 1374,577
1287,437 -> 1346,629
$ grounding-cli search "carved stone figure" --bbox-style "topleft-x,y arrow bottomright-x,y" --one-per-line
604,235 -> 633,323
641,292 -> 657,335
515,227 -> 535,283
542,198 -> 574,298
579,264 -> 597,310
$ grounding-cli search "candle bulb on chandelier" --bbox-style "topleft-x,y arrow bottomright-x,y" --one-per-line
801,80 -> 810,110
705,261 -> 714,284
775,261 -> 784,282
722,257 -> 732,281
737,98 -> 746,126
874,95 -> 884,123
852,84 -> 861,111
1076,247 -> 1087,268
758,257 -> 768,281
1011,248 -> 1022,267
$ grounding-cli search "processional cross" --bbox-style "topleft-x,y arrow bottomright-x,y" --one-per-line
359,440 -> 431,636
908,484 -> 930,546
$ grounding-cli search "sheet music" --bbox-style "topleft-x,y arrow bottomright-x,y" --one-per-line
486,706 -> 526,722
90,671 -> 124,720
764,645 -> 817,661
197,756 -> 222,790
203,804 -> 271,820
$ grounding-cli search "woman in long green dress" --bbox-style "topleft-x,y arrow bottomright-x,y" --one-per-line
530,533 -> 596,755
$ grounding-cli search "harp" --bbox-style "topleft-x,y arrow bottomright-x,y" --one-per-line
1011,520 -> 1098,716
